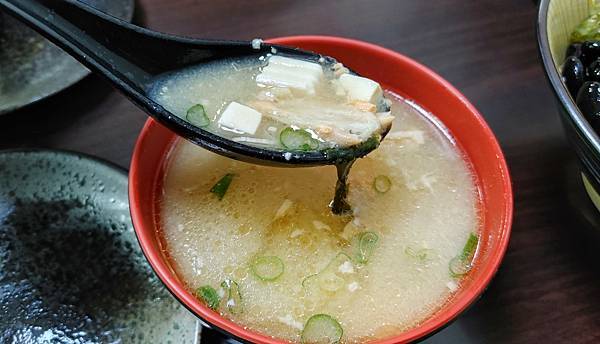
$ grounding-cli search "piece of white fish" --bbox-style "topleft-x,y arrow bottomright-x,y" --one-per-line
250,98 -> 393,146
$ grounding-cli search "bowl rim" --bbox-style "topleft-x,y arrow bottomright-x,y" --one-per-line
129,35 -> 513,344
536,0 -> 600,155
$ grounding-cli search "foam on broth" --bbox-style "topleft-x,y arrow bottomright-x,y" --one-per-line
159,94 -> 479,343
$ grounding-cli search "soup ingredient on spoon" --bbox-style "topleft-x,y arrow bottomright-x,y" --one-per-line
150,54 -> 394,151
186,104 -> 210,128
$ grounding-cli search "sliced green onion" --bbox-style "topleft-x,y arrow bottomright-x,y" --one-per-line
317,271 -> 345,292
301,314 -> 343,344
461,233 -> 479,260
373,175 -> 392,193
302,253 -> 353,294
186,104 -> 210,127
329,252 -> 353,270
405,246 -> 418,257
449,256 -> 471,277
221,279 -> 243,314
280,127 -> 319,151
355,232 -> 379,264
210,173 -> 234,200
250,256 -> 284,281
302,273 -> 319,289
449,232 -> 479,277
405,246 -> 436,262
196,285 -> 220,310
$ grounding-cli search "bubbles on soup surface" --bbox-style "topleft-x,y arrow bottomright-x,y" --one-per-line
160,95 -> 479,343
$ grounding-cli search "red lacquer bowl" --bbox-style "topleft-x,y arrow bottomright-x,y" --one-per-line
129,36 -> 513,343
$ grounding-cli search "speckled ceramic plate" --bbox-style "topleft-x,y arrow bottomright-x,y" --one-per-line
0,149 -> 200,344
0,0 -> 134,115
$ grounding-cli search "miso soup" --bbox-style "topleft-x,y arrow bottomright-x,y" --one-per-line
149,55 -> 393,152
158,94 -> 480,343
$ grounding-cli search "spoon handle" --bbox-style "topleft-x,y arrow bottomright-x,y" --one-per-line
0,0 -> 255,92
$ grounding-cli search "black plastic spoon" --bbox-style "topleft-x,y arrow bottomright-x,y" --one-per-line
0,0 -> 387,167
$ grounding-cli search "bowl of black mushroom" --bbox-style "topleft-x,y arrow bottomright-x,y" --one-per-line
538,0 -> 600,212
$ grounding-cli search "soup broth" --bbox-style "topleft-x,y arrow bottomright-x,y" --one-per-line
159,95 -> 479,343
149,55 -> 393,151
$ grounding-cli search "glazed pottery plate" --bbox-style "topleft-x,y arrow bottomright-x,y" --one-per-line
0,0 -> 134,115
0,150 -> 199,343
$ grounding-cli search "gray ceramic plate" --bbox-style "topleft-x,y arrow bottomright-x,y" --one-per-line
0,0 -> 134,115
0,149 -> 200,344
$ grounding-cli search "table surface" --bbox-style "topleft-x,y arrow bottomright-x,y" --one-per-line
2,0 -> 600,343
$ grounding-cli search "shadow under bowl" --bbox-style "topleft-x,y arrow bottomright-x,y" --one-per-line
128,36 -> 513,343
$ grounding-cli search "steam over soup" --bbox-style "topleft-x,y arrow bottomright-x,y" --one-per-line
149,55 -> 393,151
159,94 -> 480,343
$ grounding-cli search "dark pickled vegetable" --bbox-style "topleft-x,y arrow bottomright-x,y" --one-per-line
562,56 -> 585,97
576,81 -> 600,131
589,59 -> 600,82
580,41 -> 600,66
566,43 -> 582,58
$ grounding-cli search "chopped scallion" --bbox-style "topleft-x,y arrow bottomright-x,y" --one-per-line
449,256 -> 471,277
280,127 -> 320,151
210,173 -> 235,200
302,253 -> 354,295
355,232 -> 379,264
250,256 -> 284,281
317,271 -> 345,292
186,104 -> 210,127
373,175 -> 392,193
449,232 -> 479,277
405,246 -> 436,262
196,285 -> 220,310
221,279 -> 243,314
302,273 -> 319,289
301,314 -> 343,344
461,232 -> 479,259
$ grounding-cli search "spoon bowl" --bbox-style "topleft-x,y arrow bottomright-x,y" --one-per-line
0,0 -> 385,166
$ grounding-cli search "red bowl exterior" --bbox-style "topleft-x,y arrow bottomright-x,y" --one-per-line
129,36 -> 513,343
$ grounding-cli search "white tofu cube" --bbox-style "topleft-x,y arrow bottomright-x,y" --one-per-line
255,56 -> 324,94
268,56 -> 324,77
339,74 -> 383,103
256,68 -> 317,94
262,64 -> 321,84
218,102 -> 262,135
